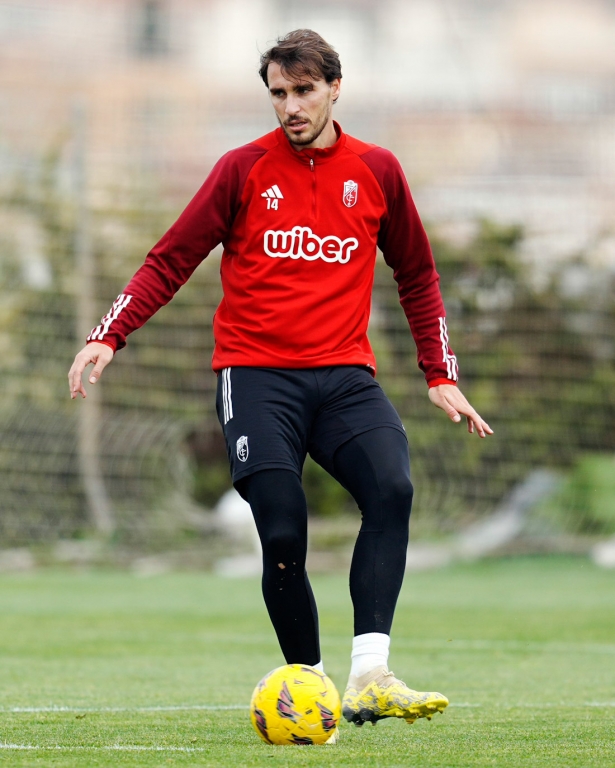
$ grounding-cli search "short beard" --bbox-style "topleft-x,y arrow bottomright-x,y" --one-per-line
280,101 -> 331,147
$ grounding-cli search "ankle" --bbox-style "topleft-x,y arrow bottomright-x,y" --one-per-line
350,632 -> 390,678
348,664 -> 389,687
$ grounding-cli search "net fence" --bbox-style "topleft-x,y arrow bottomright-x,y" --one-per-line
3,175 -> 615,550
1,0 -> 615,556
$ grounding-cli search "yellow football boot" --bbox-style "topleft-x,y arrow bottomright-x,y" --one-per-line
342,666 -> 449,726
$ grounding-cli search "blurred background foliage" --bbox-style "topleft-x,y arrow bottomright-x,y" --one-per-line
534,454 -> 615,536
2,154 -> 615,549
2,0 -> 615,556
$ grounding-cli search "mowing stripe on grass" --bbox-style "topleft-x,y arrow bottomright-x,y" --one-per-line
1,704 -> 469,714
412,639 -> 615,655
3,702 -> 615,714
202,634 -> 615,655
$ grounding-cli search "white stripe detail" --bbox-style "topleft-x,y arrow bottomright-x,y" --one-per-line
438,317 -> 458,381
221,380 -> 225,424
260,192 -> 268,197
266,189 -> 276,198
225,368 -> 231,423
222,368 -> 233,425
224,368 -> 229,424
88,294 -> 132,341
226,367 -> 233,421
222,368 -> 229,424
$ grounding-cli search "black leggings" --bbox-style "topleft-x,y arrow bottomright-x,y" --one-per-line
240,427 -> 413,666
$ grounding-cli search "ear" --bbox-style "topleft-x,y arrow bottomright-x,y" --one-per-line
330,78 -> 341,104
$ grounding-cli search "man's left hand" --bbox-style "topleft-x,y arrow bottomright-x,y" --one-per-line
428,384 -> 493,438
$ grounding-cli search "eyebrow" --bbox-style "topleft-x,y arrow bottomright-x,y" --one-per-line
269,82 -> 314,95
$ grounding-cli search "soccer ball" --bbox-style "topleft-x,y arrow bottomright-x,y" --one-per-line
249,664 -> 341,745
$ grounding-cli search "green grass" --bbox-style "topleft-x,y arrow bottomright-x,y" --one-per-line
0,557 -> 614,766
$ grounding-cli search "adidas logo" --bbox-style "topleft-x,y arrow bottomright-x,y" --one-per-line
261,185 -> 284,199
261,185 -> 283,209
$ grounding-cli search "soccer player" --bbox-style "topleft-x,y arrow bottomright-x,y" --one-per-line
69,29 -> 492,730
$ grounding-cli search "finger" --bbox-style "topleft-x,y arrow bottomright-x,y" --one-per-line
88,356 -> 110,384
441,394 -> 461,423
482,420 -> 494,436
75,381 -> 87,399
69,351 -> 98,398
68,360 -> 88,399
468,412 -> 484,436
70,375 -> 87,399
447,396 -> 489,437
429,388 -> 461,422
470,414 -> 494,438
432,385 -> 494,437
472,413 -> 494,437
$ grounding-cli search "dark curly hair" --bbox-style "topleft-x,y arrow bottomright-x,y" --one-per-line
259,29 -> 342,86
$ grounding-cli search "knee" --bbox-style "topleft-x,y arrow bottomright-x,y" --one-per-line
381,474 -> 413,526
243,469 -> 308,559
260,527 -> 304,560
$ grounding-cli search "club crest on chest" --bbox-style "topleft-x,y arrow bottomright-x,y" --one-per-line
343,180 -> 358,208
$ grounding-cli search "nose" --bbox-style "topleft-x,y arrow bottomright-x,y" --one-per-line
285,94 -> 301,116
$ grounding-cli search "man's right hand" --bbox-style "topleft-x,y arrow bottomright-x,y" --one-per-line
68,342 -> 114,400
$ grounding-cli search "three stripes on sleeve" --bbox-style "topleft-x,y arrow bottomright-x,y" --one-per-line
87,294 -> 132,343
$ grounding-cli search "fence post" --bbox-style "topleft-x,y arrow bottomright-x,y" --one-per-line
73,99 -> 115,536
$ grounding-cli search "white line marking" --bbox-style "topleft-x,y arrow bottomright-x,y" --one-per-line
2,704 -> 247,713
0,744 -> 206,752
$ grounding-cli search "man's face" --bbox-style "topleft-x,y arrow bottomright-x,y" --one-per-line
267,62 -> 340,149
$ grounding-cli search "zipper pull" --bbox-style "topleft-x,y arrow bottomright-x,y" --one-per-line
310,158 -> 314,172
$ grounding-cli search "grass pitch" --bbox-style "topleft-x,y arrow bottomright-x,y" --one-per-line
0,557 -> 614,767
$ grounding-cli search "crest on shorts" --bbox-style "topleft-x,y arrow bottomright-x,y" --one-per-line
236,435 -> 249,462
343,180 -> 358,208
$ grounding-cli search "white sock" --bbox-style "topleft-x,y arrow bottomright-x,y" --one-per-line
350,632 -> 390,679
313,660 -> 324,672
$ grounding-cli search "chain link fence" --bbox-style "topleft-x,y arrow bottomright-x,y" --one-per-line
1,0 -> 615,557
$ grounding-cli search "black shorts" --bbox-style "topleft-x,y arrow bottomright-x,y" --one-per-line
215,366 -> 406,484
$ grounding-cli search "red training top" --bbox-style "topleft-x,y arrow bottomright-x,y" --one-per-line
88,123 -> 458,385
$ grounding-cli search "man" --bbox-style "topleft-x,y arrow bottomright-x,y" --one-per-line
69,29 -> 492,731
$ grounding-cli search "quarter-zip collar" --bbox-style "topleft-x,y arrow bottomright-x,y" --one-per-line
276,121 -> 346,166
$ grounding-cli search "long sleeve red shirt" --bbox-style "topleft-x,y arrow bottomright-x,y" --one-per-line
88,123 -> 458,385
